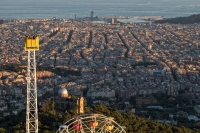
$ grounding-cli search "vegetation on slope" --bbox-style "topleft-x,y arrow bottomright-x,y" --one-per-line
0,101 -> 199,133
155,14 -> 200,24
0,64 -> 81,77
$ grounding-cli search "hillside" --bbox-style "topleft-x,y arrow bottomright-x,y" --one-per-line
0,102 -> 199,133
155,14 -> 200,24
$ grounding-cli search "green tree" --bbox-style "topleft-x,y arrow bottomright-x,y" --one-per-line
42,130 -> 50,133
0,127 -> 6,133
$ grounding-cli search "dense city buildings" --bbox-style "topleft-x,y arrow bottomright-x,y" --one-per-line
1,18 -> 200,126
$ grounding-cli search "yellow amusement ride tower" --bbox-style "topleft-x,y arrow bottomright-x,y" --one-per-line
24,36 -> 39,133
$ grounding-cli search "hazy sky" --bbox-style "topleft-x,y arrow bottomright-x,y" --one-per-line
0,0 -> 199,6
0,0 -> 199,19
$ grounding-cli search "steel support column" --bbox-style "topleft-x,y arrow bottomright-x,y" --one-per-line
26,50 -> 38,133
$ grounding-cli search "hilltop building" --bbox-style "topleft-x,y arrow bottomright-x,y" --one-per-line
55,87 -> 84,114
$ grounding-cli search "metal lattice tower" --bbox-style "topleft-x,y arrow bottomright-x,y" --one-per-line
24,36 -> 39,133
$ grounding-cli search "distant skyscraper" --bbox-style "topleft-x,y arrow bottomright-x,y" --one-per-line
111,18 -> 115,24
85,36 -> 89,44
91,11 -> 94,20
146,31 -> 149,37
75,14 -> 77,20
148,44 -> 152,50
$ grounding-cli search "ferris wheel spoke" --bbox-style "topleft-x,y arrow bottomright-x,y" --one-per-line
57,114 -> 126,133
81,120 -> 91,132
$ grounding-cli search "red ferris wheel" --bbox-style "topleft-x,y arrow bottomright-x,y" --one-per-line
56,114 -> 126,133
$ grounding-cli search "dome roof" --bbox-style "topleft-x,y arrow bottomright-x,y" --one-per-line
58,87 -> 68,98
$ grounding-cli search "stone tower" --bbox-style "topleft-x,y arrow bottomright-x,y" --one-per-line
77,97 -> 84,114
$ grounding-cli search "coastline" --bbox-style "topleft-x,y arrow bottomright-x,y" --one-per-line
2,14 -> 200,24
1,15 -> 164,24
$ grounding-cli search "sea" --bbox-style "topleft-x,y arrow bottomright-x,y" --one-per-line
0,0 -> 200,20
